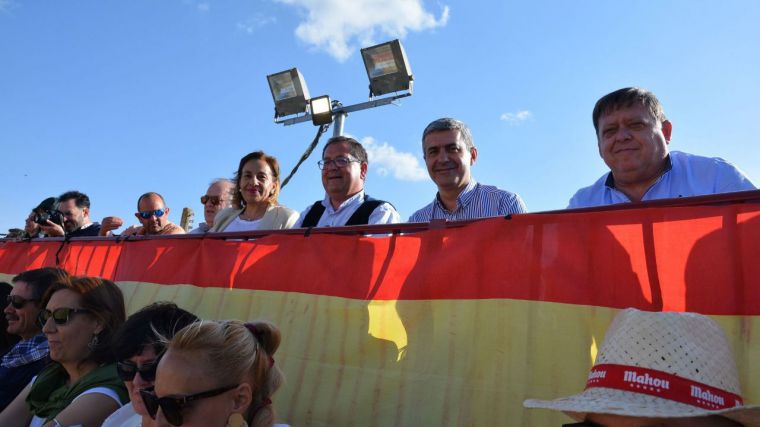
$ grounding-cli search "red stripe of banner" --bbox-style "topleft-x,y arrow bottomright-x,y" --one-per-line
1,202 -> 759,314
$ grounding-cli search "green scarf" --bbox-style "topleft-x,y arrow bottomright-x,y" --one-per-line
26,362 -> 129,421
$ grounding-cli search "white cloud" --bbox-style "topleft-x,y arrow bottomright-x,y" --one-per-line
499,110 -> 532,124
197,2 -> 210,12
0,0 -> 15,12
360,136 -> 428,181
237,14 -> 277,34
276,0 -> 449,61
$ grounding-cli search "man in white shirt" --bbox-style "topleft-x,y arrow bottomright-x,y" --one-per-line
296,136 -> 400,227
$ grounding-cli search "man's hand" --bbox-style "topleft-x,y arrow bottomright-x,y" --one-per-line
120,225 -> 141,236
39,220 -> 65,237
99,216 -> 124,236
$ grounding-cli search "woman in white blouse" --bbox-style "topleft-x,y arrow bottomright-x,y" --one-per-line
210,151 -> 298,232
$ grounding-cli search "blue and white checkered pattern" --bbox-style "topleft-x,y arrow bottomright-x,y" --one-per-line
1,333 -> 49,368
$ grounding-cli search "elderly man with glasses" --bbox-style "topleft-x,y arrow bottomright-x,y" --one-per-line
296,136 -> 400,227
117,192 -> 186,236
189,179 -> 234,234
1,268 -> 68,411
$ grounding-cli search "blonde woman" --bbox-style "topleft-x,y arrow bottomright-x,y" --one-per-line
142,320 -> 286,427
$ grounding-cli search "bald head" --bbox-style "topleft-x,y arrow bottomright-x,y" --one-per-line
135,192 -> 170,235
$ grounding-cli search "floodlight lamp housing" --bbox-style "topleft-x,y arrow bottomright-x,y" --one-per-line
309,95 -> 333,126
361,39 -> 413,97
267,68 -> 311,118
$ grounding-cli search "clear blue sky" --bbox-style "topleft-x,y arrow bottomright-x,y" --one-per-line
2,0 -> 759,234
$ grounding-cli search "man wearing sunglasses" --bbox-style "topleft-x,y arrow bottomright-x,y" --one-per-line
0,267 -> 67,411
296,136 -> 400,227
190,179 -> 234,234
120,192 -> 186,236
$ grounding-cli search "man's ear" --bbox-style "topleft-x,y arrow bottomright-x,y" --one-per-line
82,207 -> 90,218
661,120 -> 673,143
164,207 -> 170,217
360,162 -> 368,180
134,212 -> 142,221
469,146 -> 478,165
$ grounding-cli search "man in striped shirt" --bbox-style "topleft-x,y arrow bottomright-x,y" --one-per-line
408,118 -> 527,222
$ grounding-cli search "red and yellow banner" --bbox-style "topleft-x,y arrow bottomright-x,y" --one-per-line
1,194 -> 759,425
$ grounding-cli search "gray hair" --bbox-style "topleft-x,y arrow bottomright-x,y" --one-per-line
421,118 -> 474,150
209,178 -> 234,187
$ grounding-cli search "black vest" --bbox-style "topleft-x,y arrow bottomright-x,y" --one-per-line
301,195 -> 389,227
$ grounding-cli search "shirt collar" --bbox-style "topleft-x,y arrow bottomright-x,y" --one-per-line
322,190 -> 365,214
435,180 -> 478,212
605,154 -> 673,189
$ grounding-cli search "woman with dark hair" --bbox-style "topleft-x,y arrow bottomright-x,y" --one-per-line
142,320 -> 287,427
0,276 -> 128,427
102,302 -> 199,427
210,151 -> 299,232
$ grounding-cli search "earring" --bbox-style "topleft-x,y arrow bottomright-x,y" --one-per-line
88,334 -> 99,351
226,413 -> 248,427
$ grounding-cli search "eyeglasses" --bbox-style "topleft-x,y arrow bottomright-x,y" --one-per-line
117,358 -> 161,382
141,384 -> 239,426
37,307 -> 91,328
317,156 -> 360,170
200,195 -> 226,206
138,209 -> 166,219
6,295 -> 38,309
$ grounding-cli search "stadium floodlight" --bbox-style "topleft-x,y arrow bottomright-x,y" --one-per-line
361,39 -> 413,97
270,40 -> 414,189
309,95 -> 333,126
267,68 -> 311,118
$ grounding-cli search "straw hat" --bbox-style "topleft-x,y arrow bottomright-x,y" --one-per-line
524,308 -> 760,426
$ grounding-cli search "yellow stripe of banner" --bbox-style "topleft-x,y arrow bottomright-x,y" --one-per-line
116,281 -> 760,426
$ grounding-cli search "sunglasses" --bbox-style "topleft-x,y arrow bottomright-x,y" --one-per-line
200,195 -> 226,206
37,307 -> 91,328
138,209 -> 166,219
117,358 -> 160,382
6,295 -> 38,309
141,384 -> 239,426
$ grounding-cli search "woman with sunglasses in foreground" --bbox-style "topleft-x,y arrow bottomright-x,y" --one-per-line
210,151 -> 299,232
0,276 -> 128,427
103,302 -> 199,427
142,320 -> 287,427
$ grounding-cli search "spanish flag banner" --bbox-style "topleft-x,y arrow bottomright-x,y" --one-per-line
1,193 -> 758,425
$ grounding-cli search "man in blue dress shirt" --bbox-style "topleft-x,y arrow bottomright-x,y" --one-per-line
409,117 -> 527,222
569,87 -> 755,208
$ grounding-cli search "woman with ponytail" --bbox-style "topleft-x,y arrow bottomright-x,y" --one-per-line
142,320 -> 286,427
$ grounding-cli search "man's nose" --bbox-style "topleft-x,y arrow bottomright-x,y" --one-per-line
614,127 -> 633,141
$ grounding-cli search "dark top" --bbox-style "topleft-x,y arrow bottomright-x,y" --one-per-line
0,357 -> 48,411
68,222 -> 102,237
301,196 -> 388,227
